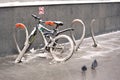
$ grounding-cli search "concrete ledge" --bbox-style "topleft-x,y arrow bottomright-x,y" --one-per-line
0,1 -> 120,8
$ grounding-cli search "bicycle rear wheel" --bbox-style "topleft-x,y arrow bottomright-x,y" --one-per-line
50,35 -> 74,62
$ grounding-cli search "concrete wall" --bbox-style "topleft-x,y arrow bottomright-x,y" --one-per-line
0,2 -> 120,56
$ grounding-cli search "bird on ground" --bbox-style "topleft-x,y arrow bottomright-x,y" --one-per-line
81,65 -> 87,72
91,59 -> 98,70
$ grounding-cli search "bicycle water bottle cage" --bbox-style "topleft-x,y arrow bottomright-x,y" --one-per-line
15,23 -> 25,29
45,21 -> 63,28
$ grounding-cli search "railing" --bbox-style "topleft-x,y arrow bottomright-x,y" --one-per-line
0,1 -> 120,7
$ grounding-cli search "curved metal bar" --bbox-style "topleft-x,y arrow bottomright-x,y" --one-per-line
14,24 -> 30,63
13,32 -> 22,53
71,19 -> 86,51
90,19 -> 97,47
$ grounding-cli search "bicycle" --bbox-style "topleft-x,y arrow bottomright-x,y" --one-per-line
14,14 -> 74,63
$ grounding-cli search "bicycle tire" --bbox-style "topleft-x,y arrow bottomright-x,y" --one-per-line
70,19 -> 86,51
50,35 -> 74,62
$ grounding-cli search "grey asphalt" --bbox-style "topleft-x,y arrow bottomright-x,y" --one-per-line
0,31 -> 120,80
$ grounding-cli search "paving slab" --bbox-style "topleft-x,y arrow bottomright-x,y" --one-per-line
0,31 -> 120,80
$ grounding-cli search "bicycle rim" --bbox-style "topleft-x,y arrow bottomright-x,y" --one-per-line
50,35 -> 74,62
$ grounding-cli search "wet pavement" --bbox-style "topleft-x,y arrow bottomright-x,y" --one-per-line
0,31 -> 120,80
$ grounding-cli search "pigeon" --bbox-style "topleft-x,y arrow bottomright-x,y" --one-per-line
91,59 -> 98,70
81,65 -> 87,72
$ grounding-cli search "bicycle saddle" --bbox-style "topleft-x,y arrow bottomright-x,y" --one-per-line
54,21 -> 63,26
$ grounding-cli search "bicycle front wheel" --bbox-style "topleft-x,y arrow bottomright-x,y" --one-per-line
50,35 -> 74,62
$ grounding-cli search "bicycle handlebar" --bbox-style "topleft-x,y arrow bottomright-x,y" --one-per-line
32,14 -> 41,20
31,14 -> 63,28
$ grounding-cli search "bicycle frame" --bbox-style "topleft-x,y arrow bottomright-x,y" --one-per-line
29,23 -> 74,50
29,24 -> 51,47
